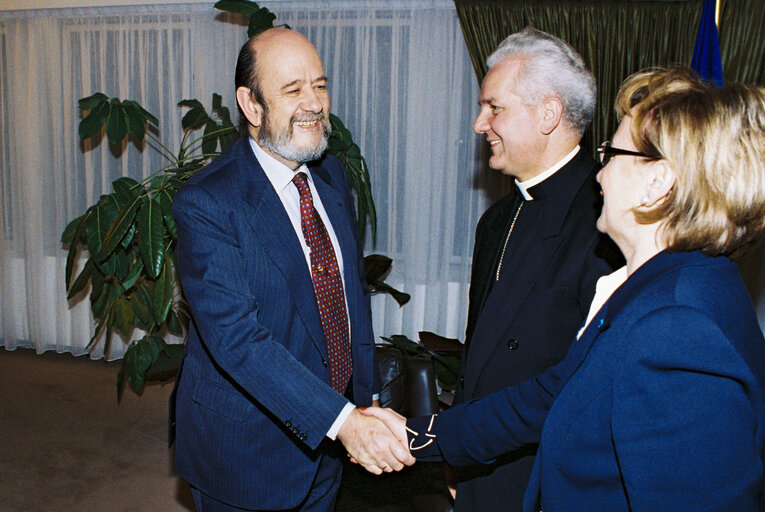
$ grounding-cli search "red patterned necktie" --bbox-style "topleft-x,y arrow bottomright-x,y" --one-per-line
293,172 -> 353,393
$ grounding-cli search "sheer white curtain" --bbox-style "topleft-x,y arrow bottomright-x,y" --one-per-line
0,1 -> 498,359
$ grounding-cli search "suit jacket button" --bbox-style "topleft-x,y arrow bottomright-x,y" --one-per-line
293,427 -> 299,434
507,339 -> 519,350
285,420 -> 292,428
322,359 -> 328,367
459,376 -> 465,386
300,433 -> 307,441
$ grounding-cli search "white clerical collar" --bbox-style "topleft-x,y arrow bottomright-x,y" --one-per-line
515,145 -> 580,200
249,137 -> 310,193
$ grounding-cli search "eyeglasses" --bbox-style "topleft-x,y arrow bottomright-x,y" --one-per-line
597,141 -> 655,166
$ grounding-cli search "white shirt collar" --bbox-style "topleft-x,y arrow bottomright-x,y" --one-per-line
248,137 -> 310,192
515,145 -> 580,200
576,265 -> 628,340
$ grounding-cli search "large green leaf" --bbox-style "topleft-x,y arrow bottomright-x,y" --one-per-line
368,280 -> 410,307
112,296 -> 135,336
144,345 -> 183,382
123,335 -> 162,393
91,280 -> 123,319
124,102 -> 147,141
99,198 -> 140,261
67,259 -> 94,299
64,213 -> 89,290
165,308 -> 183,335
61,214 -> 83,245
112,177 -> 142,206
129,284 -> 153,328
114,246 -> 133,281
159,189 -> 177,238
213,0 -> 262,15
364,254 -> 392,283
120,223 -> 136,249
98,197 -> 141,261
248,8 -> 278,36
78,92 -> 108,111
123,99 -> 158,127
86,318 -> 105,351
86,194 -> 120,259
179,99 -> 208,131
153,254 -> 174,324
78,97 -> 110,140
122,100 -> 158,142
105,100 -> 128,146
94,249 -> 117,277
202,119 -> 218,156
136,196 -> 165,278
121,257 -> 144,291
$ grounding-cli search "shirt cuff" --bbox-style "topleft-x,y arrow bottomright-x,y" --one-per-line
372,393 -> 380,402
326,402 -> 356,440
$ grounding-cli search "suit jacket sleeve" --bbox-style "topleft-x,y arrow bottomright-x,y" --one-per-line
408,328 -> 591,465
173,182 -> 349,451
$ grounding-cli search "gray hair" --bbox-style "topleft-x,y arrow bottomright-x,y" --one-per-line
487,27 -> 596,136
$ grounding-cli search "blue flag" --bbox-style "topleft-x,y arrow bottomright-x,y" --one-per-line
691,0 -> 723,86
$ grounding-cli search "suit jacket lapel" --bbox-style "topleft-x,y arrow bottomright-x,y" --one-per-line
236,140 -> 327,359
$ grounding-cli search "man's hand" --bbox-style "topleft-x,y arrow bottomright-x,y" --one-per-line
337,408 -> 415,475
358,406 -> 408,444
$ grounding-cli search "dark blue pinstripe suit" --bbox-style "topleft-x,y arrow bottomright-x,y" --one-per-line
170,136 -> 377,510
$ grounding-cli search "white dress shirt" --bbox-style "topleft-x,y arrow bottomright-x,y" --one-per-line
248,138 -> 359,440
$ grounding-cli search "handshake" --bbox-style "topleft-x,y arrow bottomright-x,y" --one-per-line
336,406 -> 415,474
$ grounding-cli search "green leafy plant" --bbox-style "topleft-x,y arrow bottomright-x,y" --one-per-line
62,0 -> 407,398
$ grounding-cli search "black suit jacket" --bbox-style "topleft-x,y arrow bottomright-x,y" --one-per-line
454,148 -> 622,511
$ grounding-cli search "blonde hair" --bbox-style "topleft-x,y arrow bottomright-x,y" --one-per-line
615,66 -> 765,258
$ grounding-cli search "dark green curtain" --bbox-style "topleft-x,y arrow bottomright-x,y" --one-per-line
454,0 -> 765,155
719,0 -> 765,85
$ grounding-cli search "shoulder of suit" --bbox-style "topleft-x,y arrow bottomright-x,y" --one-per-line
183,137 -> 249,190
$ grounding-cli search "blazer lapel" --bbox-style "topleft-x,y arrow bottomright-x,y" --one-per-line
236,141 -> 327,358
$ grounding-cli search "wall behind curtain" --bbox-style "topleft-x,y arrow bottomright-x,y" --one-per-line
0,1 -> 490,358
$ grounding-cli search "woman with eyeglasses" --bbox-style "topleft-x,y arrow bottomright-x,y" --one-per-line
364,66 -> 765,511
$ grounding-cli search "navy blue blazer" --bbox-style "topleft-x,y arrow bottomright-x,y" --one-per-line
411,250 -> 765,511
170,137 -> 377,510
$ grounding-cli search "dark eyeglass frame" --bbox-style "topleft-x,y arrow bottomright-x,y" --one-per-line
597,141 -> 655,166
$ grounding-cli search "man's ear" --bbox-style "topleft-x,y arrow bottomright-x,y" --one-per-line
538,97 -> 563,135
641,159 -> 677,207
236,86 -> 263,128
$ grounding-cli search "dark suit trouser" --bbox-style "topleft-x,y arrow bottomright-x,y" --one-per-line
191,451 -> 343,512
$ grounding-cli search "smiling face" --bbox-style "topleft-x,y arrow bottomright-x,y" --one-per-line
238,29 -> 331,169
473,58 -> 547,181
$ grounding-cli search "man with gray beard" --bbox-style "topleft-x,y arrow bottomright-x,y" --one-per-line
169,28 -> 413,512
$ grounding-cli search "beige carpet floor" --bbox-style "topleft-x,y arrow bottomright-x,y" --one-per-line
0,348 -> 193,512
0,348 -> 450,512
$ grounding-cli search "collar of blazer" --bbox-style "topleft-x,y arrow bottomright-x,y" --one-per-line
586,249 -> 720,338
